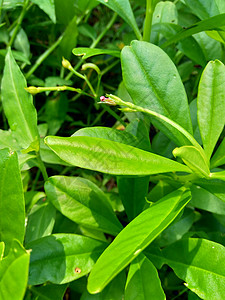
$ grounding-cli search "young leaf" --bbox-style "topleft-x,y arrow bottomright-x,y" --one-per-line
0,240 -> 30,300
87,187 -> 191,293
184,0 -> 222,20
121,41 -> 193,146
0,148 -> 25,254
173,146 -> 210,177
72,48 -> 120,59
31,0 -> 56,23
1,48 -> 39,150
146,238 -> 225,300
197,60 -> 225,159
96,0 -> 141,40
44,176 -> 122,235
25,202 -> 56,244
28,234 -> 107,285
125,254 -> 165,300
45,136 -> 191,175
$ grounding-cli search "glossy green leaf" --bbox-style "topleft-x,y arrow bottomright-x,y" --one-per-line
154,208 -> 195,247
0,149 -> 25,254
81,272 -> 126,300
173,146 -> 209,177
72,126 -> 140,148
31,0 -> 56,23
45,136 -> 191,175
194,178 -> 225,203
87,187 -> 191,293
121,41 -> 193,146
151,1 -> 178,44
96,0 -> 141,40
197,60 -> 225,159
1,48 -> 39,150
45,176 -> 122,235
152,23 -> 206,66
146,238 -> 225,299
0,242 -> 4,260
162,14 -> 225,48
40,138 -> 71,166
0,240 -> 29,300
184,0 -> 224,20
125,254 -> 165,300
25,202 -> 56,244
190,185 -> 225,215
73,125 -> 151,220
28,234 -> 107,285
210,170 -> 225,181
72,48 -> 120,59
211,137 -> 225,168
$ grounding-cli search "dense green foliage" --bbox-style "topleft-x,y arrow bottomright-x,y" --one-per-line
1,0 -> 225,299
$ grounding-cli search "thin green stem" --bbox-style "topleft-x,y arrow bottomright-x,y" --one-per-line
65,12 -> 118,81
26,34 -> 64,79
143,0 -> 154,42
106,94 -> 202,150
36,153 -> 48,182
8,0 -> 30,47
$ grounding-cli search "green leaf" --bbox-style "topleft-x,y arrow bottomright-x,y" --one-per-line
81,272 -> 126,299
73,125 -> 151,220
28,234 -> 107,285
0,149 -> 25,254
25,202 -> 56,244
0,242 -> 4,260
31,0 -> 56,23
72,126 -> 140,148
173,146 -> 209,177
146,238 -> 225,299
184,0 -> 224,20
162,14 -> 225,48
117,177 -> 149,220
59,16 -> 78,60
72,47 -> 120,59
154,208 -> 195,247
121,41 -> 193,146
44,176 -> 122,235
211,137 -> 225,168
152,23 -> 207,66
87,187 -> 191,293
0,240 -> 29,300
1,48 -> 39,150
125,254 -> 165,300
44,136 -> 191,175
14,28 -> 30,59
96,0 -> 141,40
190,185 -> 225,215
194,178 -> 225,203
31,283 -> 68,300
197,60 -> 225,159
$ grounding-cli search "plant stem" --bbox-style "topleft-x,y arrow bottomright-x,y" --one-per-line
26,34 -> 64,79
8,0 -> 29,47
143,0 -> 154,42
106,94 -> 202,150
65,12 -> 118,81
36,152 -> 48,182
